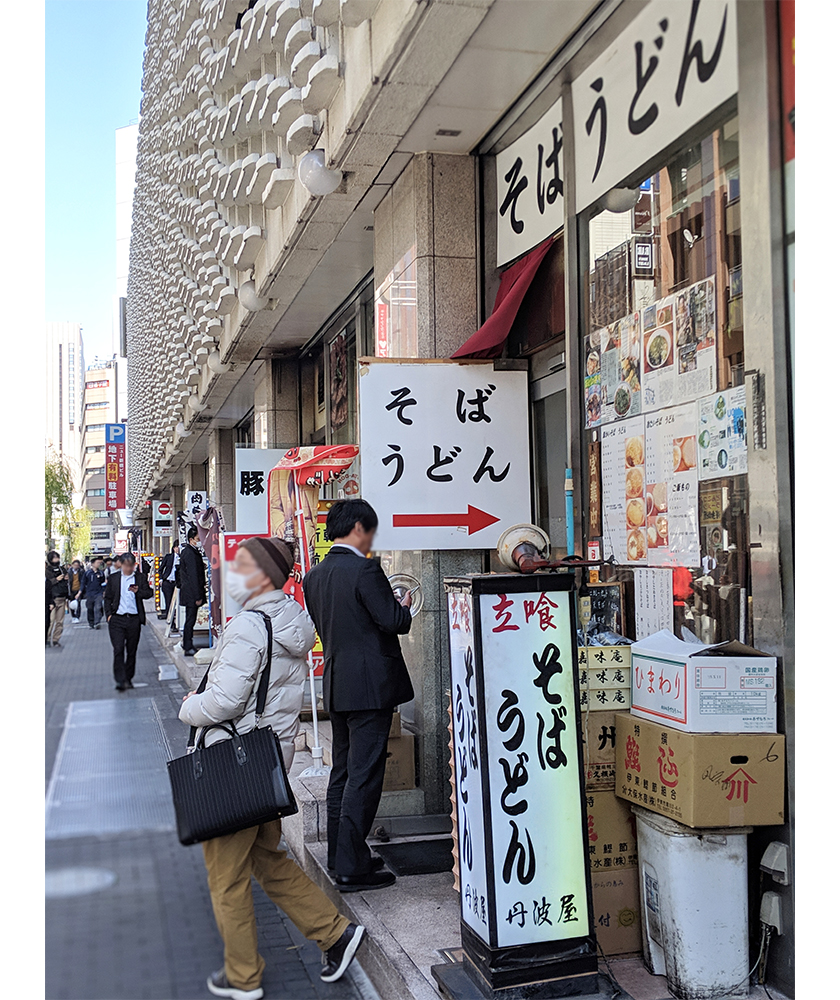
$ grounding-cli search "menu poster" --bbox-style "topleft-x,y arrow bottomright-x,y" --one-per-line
633,567 -> 674,638
675,277 -> 717,403
644,404 -> 700,568
601,416 -> 646,566
600,313 -> 643,424
698,385 -> 748,480
641,296 -> 676,411
584,332 -> 603,429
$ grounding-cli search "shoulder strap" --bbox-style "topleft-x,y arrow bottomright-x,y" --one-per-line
186,608 -> 274,749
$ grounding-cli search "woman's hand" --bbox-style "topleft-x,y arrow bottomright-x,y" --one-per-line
182,690 -> 197,702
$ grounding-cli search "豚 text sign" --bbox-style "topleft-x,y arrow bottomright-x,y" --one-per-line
359,360 -> 530,550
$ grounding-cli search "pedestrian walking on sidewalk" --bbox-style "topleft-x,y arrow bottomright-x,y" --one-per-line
68,560 -> 84,621
179,537 -> 366,1000
303,499 -> 413,892
45,576 -> 55,645
179,526 -> 206,656
159,541 -> 180,620
104,552 -> 153,691
81,556 -> 107,629
46,550 -> 70,647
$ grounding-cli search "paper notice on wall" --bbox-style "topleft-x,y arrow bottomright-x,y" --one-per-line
644,403 -> 700,568
601,416 -> 646,566
641,297 -> 676,411
698,385 -> 748,480
675,278 -> 717,403
634,568 -> 673,639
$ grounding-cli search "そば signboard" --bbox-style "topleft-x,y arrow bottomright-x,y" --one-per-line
359,360 -> 530,550
444,574 -> 596,988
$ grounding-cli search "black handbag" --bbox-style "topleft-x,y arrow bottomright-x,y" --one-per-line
167,610 -> 298,846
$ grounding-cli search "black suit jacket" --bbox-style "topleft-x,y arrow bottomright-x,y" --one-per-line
178,543 -> 207,606
303,547 -> 414,713
160,552 -> 180,587
104,571 -> 154,625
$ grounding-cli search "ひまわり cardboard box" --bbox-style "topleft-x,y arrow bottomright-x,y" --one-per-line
383,734 -> 415,792
578,645 -> 631,712
615,714 -> 785,828
580,710 -> 630,790
586,789 -> 638,871
591,868 -> 642,956
630,630 -> 777,733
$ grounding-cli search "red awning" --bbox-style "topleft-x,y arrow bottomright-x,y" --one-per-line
451,237 -> 555,359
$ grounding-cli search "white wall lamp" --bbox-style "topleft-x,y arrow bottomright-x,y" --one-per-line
187,394 -> 208,413
175,421 -> 193,438
298,148 -> 342,196
604,186 -> 641,213
207,350 -> 231,374
238,278 -> 270,311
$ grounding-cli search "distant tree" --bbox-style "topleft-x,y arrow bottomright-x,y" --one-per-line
45,455 -> 73,550
57,506 -> 94,562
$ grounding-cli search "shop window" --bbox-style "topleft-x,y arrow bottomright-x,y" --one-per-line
581,112 -> 749,645
328,325 -> 357,446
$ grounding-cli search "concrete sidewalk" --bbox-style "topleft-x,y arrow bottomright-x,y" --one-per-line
45,605 -> 377,1000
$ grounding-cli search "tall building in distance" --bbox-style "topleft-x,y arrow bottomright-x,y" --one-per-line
115,122 -> 139,423
80,359 -> 121,554
45,321 -> 85,494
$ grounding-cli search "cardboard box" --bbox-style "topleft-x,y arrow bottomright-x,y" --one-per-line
389,711 -> 401,739
580,710 -> 629,790
615,714 -> 785,828
586,789 -> 638,871
578,646 -> 631,712
630,630 -> 777,733
591,867 -> 642,956
383,734 -> 415,792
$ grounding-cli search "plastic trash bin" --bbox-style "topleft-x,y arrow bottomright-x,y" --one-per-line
632,806 -> 753,1000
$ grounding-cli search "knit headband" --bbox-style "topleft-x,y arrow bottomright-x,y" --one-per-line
240,536 -> 294,589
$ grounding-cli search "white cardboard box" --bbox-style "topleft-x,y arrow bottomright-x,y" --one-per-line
630,630 -> 777,733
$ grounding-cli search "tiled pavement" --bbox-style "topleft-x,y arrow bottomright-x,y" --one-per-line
45,607 -> 375,1000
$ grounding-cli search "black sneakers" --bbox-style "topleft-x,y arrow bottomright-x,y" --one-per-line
206,968 -> 264,1000
321,924 -> 366,983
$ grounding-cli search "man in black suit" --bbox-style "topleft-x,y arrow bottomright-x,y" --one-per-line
179,526 -> 207,656
303,499 -> 413,892
159,542 -> 180,620
104,553 -> 153,691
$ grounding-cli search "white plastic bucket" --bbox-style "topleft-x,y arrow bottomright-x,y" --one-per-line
633,806 -> 753,1000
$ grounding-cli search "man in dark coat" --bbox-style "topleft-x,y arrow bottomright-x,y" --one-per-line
303,499 -> 413,892
178,526 -> 206,656
79,556 -> 107,629
104,552 -> 153,691
159,541 -> 180,619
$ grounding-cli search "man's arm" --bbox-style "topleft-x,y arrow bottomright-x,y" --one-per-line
358,560 -> 412,636
137,573 -> 154,601
103,578 -> 116,620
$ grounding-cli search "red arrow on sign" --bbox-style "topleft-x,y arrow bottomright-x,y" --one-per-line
393,505 -> 500,535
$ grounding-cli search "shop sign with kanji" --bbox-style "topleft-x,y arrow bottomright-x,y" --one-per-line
359,360 -> 530,550
105,423 -> 127,510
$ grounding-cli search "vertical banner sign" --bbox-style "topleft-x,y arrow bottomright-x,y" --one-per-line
444,574 -> 594,979
573,0 -> 738,211
186,491 -> 208,518
359,360 -> 530,550
234,448 -> 286,534
105,424 -> 126,510
447,589 -> 490,942
495,95 -> 564,267
152,501 -> 173,538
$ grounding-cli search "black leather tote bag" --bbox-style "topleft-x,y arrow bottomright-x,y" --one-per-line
167,610 -> 298,845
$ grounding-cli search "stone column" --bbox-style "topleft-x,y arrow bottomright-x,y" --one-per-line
207,428 -> 235,530
374,153 -> 482,816
254,358 -> 299,449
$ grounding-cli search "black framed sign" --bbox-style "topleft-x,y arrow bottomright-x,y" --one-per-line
443,572 -> 597,993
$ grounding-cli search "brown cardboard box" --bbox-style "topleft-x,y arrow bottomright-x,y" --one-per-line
389,711 -> 401,739
615,714 -> 785,828
591,867 -> 642,956
383,734 -> 415,792
580,710 -> 630,790
586,790 -> 638,872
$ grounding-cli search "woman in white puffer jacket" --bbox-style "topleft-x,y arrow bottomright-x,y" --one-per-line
179,536 -> 366,1000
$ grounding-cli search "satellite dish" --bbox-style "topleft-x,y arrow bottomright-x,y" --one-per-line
683,229 -> 699,247
388,573 -> 423,617
496,523 -> 551,572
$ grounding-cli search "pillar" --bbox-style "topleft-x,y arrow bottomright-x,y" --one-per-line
208,428 -> 235,529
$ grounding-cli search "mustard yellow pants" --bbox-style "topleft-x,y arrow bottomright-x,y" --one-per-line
202,819 -> 350,991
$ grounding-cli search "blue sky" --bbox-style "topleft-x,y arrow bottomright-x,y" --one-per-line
45,0 -> 148,363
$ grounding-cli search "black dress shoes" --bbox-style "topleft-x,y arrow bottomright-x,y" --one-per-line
328,855 -> 385,875
335,869 -> 396,893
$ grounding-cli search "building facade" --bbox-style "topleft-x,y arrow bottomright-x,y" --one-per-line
80,360 -> 122,554
46,321 -> 85,492
126,1 -> 794,991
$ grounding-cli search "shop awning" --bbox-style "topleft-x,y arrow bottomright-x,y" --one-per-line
451,237 -> 555,360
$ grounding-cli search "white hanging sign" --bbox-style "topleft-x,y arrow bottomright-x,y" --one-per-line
573,0 -> 738,210
235,448 -> 287,534
495,96 -> 564,267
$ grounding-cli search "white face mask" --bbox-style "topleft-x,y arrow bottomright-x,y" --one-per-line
225,569 -> 260,605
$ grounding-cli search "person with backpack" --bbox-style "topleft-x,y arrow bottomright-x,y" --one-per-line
179,536 -> 365,1000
